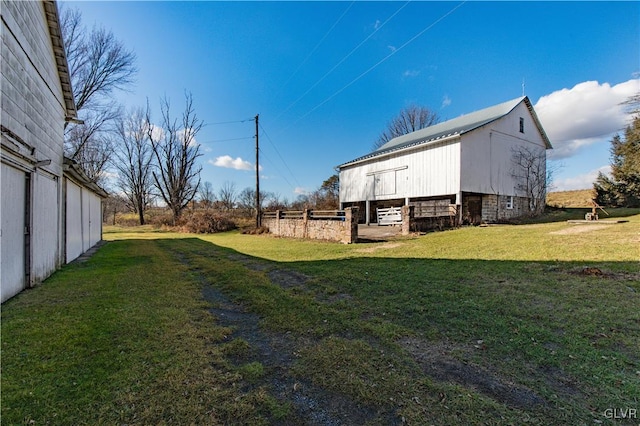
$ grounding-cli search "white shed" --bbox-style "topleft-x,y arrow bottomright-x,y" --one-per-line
1,0 -> 105,303
338,97 -> 552,225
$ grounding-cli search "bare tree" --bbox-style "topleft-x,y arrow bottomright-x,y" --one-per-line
64,105 -> 121,184
373,104 -> 439,149
102,193 -> 128,225
113,107 -> 155,225
238,187 -> 273,216
59,5 -> 137,181
511,145 -> 551,215
147,94 -> 203,225
218,181 -> 237,211
198,181 -> 216,209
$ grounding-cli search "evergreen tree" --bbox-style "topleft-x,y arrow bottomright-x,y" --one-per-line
594,116 -> 640,207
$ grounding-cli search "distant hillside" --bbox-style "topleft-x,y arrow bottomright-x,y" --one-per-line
546,189 -> 595,208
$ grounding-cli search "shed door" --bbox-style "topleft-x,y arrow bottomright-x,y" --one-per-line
1,164 -> 27,302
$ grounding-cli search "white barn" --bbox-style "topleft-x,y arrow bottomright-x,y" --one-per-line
1,0 -> 106,303
338,97 -> 552,225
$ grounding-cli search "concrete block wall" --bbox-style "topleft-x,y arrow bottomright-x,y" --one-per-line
262,208 -> 358,244
1,0 -> 66,175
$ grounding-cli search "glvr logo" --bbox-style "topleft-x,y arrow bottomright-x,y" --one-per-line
603,408 -> 637,419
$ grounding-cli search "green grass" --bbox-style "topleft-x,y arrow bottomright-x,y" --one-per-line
3,215 -> 639,425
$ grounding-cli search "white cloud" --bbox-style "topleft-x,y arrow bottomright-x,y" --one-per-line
178,127 -> 199,147
387,45 -> 397,53
373,19 -> 381,30
441,94 -> 452,108
534,79 -> 639,159
146,123 -> 164,141
294,187 -> 308,195
552,165 -> 611,191
210,155 -> 262,171
403,69 -> 420,78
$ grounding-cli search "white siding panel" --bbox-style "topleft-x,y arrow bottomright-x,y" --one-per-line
31,172 -> 59,283
460,105 -> 547,195
1,164 -> 26,302
340,140 -> 460,203
88,192 -> 102,247
66,180 -> 83,263
82,187 -> 91,252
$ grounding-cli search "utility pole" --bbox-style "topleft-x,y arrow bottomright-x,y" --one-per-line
255,114 -> 261,228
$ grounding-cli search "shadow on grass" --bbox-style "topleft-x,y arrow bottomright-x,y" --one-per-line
160,237 -> 640,425
4,236 -> 639,425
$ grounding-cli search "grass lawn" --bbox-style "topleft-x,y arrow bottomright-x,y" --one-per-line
2,212 -> 639,425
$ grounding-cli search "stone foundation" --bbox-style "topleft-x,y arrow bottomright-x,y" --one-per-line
481,195 -> 529,222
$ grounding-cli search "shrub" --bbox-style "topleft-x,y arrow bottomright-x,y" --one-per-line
180,210 -> 237,234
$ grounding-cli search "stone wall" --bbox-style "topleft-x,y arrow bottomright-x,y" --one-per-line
262,208 -> 358,244
481,195 -> 529,222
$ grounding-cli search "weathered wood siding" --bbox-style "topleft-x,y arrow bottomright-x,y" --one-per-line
340,139 -> 461,203
460,102 -> 547,196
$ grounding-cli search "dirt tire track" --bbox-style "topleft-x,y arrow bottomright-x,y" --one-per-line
175,248 -> 388,425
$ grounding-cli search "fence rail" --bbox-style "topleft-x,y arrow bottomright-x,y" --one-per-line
410,200 -> 457,218
377,207 -> 403,225
262,210 -> 346,220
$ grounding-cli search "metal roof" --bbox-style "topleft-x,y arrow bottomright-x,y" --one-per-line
339,96 -> 551,168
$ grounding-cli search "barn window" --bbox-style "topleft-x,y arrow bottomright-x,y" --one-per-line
519,117 -> 524,133
506,196 -> 514,209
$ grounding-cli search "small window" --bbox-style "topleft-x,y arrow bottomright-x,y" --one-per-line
506,196 -> 514,210
519,117 -> 525,133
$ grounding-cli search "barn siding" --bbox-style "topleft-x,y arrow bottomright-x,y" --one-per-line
460,102 -> 547,196
340,139 -> 461,203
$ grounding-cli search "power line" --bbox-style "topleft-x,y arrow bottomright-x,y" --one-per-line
202,118 -> 254,127
281,1 -> 356,90
276,1 -> 411,121
259,122 -> 301,188
289,1 -> 467,127
258,148 -> 297,193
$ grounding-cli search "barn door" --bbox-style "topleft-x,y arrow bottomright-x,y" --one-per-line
466,195 -> 482,225
1,164 -> 28,302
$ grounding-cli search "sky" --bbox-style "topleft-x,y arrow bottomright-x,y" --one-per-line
62,0 -> 640,201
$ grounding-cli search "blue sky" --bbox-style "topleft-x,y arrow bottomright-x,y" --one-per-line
63,1 -> 640,201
